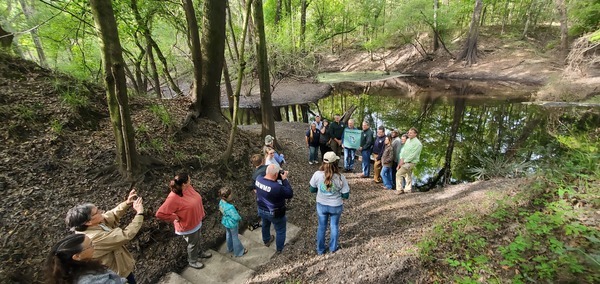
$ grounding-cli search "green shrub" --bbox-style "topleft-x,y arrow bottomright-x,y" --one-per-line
60,91 -> 89,109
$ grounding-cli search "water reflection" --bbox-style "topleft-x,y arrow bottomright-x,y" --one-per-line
314,78 -> 549,189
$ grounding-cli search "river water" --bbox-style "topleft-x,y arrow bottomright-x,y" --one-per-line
311,73 -> 598,189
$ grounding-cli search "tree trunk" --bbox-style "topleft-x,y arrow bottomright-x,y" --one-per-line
181,0 -> 203,126
300,104 -> 309,123
456,0 -> 483,66
442,89 -> 466,185
0,24 -> 14,49
147,43 -> 162,98
274,0 -> 282,25
223,0 -> 253,163
199,0 -> 227,122
300,0 -> 308,52
556,0 -> 568,63
273,107 -> 282,121
253,0 -> 276,139
18,0 -> 47,67
89,0 -> 140,180
433,0 -> 439,52
292,105 -> 298,121
284,105 -> 290,121
223,60 -> 234,117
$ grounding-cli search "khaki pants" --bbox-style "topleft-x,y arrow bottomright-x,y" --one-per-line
373,154 -> 382,183
396,163 -> 414,192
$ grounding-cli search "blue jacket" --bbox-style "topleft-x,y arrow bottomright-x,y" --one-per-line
219,200 -> 241,229
255,176 -> 293,212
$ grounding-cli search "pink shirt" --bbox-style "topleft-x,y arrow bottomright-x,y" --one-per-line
156,185 -> 205,234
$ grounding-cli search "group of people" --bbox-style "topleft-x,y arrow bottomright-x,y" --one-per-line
46,172 -> 244,283
255,133 -> 349,255
306,114 -> 423,194
45,119 -> 417,283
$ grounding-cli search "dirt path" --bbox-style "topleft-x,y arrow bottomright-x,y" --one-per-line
240,122 -> 527,283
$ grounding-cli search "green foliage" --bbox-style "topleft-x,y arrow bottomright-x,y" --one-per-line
418,132 -> 600,283
468,154 -> 532,180
16,105 -> 36,121
149,104 -> 172,127
569,0 -> 600,36
60,91 -> 89,109
50,119 -> 63,134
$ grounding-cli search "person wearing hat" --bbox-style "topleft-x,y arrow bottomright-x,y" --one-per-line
264,135 -> 285,165
309,152 -> 350,255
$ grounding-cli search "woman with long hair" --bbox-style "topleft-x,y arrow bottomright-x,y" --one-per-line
156,173 -> 212,269
309,152 -> 350,255
46,234 -> 125,284
380,134 -> 394,190
306,122 -> 321,165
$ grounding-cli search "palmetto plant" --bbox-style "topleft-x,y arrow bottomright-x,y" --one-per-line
468,154 -> 533,180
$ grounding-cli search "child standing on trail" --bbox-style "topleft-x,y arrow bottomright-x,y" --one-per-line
219,187 -> 247,257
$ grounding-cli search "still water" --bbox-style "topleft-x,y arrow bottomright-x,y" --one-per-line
312,75 -> 593,190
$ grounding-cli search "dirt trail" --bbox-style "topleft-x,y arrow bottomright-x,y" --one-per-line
239,122 -> 526,283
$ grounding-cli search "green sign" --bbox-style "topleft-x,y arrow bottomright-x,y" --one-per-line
343,128 -> 362,149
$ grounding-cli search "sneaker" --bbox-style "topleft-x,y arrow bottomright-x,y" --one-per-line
264,235 -> 275,247
395,190 -> 404,195
199,251 -> 212,258
188,261 -> 204,269
309,161 -> 314,165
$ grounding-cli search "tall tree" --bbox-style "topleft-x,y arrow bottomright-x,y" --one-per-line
181,0 -> 203,126
253,0 -> 276,139
300,0 -> 308,52
199,0 -> 227,121
456,0 -> 483,66
433,0 -> 439,52
89,0 -> 140,180
131,0 -> 182,97
555,0 -> 568,62
18,0 -> 47,67
223,0 -> 253,162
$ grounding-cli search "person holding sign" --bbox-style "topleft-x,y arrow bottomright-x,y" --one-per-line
341,119 -> 361,172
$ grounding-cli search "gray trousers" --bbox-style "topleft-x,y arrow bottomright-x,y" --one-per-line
183,228 -> 202,263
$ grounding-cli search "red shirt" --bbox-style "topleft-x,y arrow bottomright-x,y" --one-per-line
156,185 -> 205,234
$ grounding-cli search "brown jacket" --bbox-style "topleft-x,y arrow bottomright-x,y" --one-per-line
381,144 -> 394,167
78,201 -> 143,277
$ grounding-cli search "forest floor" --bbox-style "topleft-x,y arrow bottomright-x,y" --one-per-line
0,29 -> 597,283
241,122 -> 530,283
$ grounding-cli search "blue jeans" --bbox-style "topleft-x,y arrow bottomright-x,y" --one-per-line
381,166 -> 394,189
309,146 -> 318,162
343,148 -> 356,170
258,208 -> 287,252
316,203 -> 343,255
225,226 -> 245,256
361,148 -> 372,176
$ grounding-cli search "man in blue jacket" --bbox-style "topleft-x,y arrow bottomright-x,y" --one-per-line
254,164 -> 294,253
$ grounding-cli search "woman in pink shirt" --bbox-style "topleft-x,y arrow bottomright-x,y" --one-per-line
156,173 -> 212,269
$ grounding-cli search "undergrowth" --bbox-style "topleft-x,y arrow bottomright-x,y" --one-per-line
418,132 -> 600,283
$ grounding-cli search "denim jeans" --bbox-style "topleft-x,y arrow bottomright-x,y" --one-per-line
316,203 -> 343,255
381,166 -> 394,189
343,148 -> 356,170
258,208 -> 287,252
309,146 -> 318,162
361,148 -> 372,176
225,226 -> 245,257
